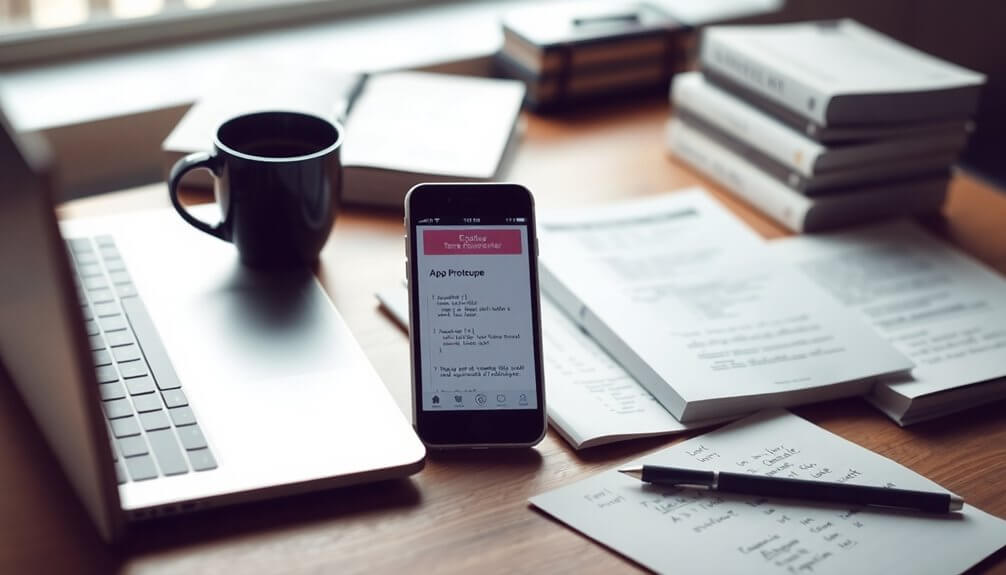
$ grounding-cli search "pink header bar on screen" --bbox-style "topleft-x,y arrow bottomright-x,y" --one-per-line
423,229 -> 523,255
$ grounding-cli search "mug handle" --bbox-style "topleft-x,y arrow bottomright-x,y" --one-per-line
168,151 -> 228,241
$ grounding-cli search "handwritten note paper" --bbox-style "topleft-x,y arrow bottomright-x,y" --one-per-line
531,410 -> 1006,574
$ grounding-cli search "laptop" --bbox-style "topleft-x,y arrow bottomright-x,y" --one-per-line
0,110 -> 425,542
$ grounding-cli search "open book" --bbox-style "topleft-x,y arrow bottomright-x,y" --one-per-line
770,221 -> 1006,425
538,190 -> 912,421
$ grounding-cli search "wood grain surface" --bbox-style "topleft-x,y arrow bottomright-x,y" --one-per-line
1,96 -> 1004,574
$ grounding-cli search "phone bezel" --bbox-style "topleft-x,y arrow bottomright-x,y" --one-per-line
405,182 -> 547,448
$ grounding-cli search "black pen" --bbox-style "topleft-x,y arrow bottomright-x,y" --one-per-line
619,465 -> 964,514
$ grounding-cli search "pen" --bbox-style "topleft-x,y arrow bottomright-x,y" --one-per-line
619,465 -> 964,514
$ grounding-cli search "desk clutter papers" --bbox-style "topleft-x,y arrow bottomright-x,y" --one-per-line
375,284 -> 719,449
163,70 -> 524,208
530,409 -> 1006,575
769,221 -> 1006,426
538,189 -> 912,422
666,20 -> 985,232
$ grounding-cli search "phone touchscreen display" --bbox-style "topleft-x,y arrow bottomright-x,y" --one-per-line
415,218 -> 538,411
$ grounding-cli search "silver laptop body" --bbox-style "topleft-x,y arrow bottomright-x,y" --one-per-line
0,112 -> 425,542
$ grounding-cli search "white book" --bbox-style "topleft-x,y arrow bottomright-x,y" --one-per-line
700,19 -> 985,127
538,189 -> 912,422
340,72 -> 524,207
531,409 -> 1006,575
671,72 -> 968,177
375,283 -> 724,449
665,116 -> 948,232
769,221 -> 1006,426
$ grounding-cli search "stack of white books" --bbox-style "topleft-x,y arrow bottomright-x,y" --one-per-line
665,19 -> 986,233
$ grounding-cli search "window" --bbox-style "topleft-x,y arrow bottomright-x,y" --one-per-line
0,0 -> 431,65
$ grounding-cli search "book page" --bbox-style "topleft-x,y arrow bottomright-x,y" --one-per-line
542,296 -> 726,449
539,190 -> 912,420
531,409 -> 1006,574
769,221 -> 1006,400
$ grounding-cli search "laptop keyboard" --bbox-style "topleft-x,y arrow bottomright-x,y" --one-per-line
66,236 -> 217,483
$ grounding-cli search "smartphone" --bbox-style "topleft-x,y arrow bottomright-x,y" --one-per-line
405,183 -> 547,448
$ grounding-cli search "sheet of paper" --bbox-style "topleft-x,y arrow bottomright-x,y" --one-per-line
539,190 -> 913,420
375,284 -> 716,449
531,409 -> 1006,574
769,221 -> 1006,400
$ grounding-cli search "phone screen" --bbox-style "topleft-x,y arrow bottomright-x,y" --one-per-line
414,216 -> 539,412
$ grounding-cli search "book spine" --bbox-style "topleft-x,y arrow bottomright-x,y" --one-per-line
699,30 -> 832,126
672,72 -> 824,176
665,116 -> 812,232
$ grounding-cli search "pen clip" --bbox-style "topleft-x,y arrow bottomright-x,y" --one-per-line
571,11 -> 640,26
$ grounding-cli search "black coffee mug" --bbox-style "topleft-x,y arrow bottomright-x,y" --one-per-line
168,111 -> 343,267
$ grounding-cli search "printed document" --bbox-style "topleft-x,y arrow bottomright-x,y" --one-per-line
531,409 -> 1006,574
770,221 -> 1006,424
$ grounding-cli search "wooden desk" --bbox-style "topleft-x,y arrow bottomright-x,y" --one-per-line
3,97 -> 1005,574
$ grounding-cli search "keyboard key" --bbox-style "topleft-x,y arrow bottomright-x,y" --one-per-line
99,246 -> 120,260
116,283 -> 138,298
188,448 -> 217,472
95,235 -> 115,248
84,320 -> 100,336
75,251 -> 98,265
95,365 -> 119,384
98,381 -> 127,401
77,263 -> 103,277
112,345 -> 141,363
132,394 -> 162,413
89,288 -> 114,304
155,376 -> 181,391
147,429 -> 188,476
139,410 -> 171,431
68,238 -> 93,253
125,454 -> 158,481
109,440 -> 118,461
92,349 -> 112,367
99,315 -> 128,332
126,375 -> 156,395
110,416 -> 141,438
103,399 -> 133,420
114,460 -> 128,484
109,270 -> 131,285
104,258 -> 126,272
93,302 -> 121,317
81,306 -> 94,321
88,335 -> 106,350
118,360 -> 149,379
162,389 -> 188,408
117,435 -> 149,457
168,406 -> 196,427
105,330 -> 134,347
83,276 -> 108,291
177,424 -> 207,450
